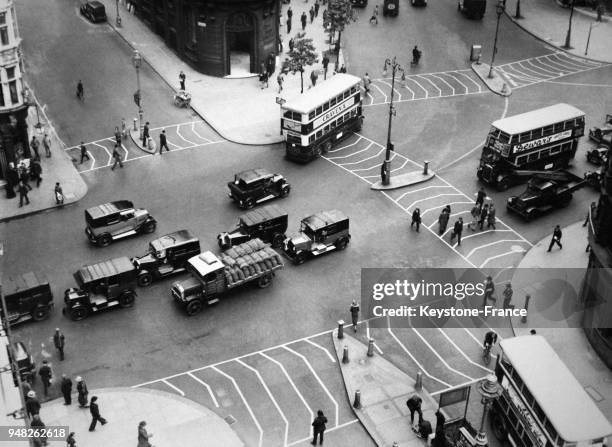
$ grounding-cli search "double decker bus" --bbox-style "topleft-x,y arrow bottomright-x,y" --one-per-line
477,103 -> 585,190
281,73 -> 364,162
492,335 -> 611,447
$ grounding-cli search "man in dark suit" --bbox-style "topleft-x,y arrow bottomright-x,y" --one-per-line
88,396 -> 108,431
38,360 -> 52,398
159,129 -> 170,154
142,121 -> 150,146
61,375 -> 72,405
53,328 -> 65,360
311,410 -> 327,445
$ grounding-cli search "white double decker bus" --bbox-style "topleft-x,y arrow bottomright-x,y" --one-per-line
280,73 -> 364,162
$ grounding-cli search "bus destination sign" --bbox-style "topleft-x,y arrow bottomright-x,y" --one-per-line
313,97 -> 356,129
512,130 -> 572,154
283,120 -> 301,132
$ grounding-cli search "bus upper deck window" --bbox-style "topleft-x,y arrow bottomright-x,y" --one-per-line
323,102 -> 330,111
554,122 -> 564,133
308,111 -> 316,120
324,125 -> 330,133
316,106 -> 323,115
344,90 -> 350,99
330,97 -> 337,106
351,86 -> 357,94
519,132 -> 530,143
543,125 -> 554,136
499,132 -> 510,144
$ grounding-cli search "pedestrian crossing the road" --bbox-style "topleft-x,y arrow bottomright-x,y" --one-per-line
65,120 -> 224,173
364,69 -> 484,106
323,134 -> 532,269
495,52 -> 606,89
134,323 -> 499,447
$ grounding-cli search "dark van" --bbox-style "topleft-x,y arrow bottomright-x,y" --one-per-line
80,1 -> 107,23
383,0 -> 399,16
1,272 -> 53,325
458,0 -> 486,19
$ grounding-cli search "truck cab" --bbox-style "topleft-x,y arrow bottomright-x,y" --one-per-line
132,230 -> 201,287
1,272 -> 53,325
284,210 -> 351,264
218,205 -> 288,250
64,257 -> 138,320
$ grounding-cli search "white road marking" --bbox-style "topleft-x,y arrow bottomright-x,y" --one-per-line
430,74 -> 455,95
416,75 -> 442,96
176,124 -> 197,145
338,147 -> 385,166
396,185 -> 453,202
479,250 -> 525,268
212,366 -> 264,447
191,121 -> 212,143
460,229 -> 513,241
165,138 -> 182,148
161,379 -> 185,396
405,193 -> 464,213
379,79 -> 402,102
286,419 -> 360,447
305,339 -> 336,363
326,143 -> 373,160
412,328 -> 474,381
421,201 -> 473,217
372,83 -> 387,103
187,372 -> 220,408
466,239 -> 525,259
328,137 -> 363,153
437,329 -> 493,374
92,141 -> 112,165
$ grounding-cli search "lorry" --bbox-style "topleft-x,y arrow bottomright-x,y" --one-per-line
172,239 -> 283,316
506,170 -> 596,220
64,257 -> 138,321
1,272 -> 53,325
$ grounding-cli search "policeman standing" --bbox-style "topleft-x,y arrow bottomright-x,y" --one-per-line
349,300 -> 360,332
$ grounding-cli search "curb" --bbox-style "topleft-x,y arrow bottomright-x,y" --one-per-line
504,8 -> 612,65
471,62 -> 512,97
106,16 -> 282,147
0,199 -> 79,224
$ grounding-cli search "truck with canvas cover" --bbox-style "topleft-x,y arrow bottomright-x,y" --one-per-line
172,239 -> 283,315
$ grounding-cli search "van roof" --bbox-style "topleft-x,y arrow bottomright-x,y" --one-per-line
86,200 -> 134,220
241,205 -> 287,227
76,257 -> 134,283
302,210 -> 348,231
4,272 -> 49,295
150,230 -> 198,250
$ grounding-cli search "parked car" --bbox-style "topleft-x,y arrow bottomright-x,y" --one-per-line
218,205 -> 288,250
383,0 -> 399,16
7,342 -> 36,385
588,115 -> 612,148
80,1 -> 107,23
85,200 -> 157,247
228,168 -> 291,209
411,0 -> 427,6
586,146 -> 608,166
132,230 -> 201,287
1,272 -> 53,325
64,257 -> 138,321
283,210 -> 351,264
350,0 -> 368,6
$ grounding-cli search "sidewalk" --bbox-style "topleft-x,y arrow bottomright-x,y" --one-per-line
39,387 -> 244,447
505,0 -> 612,63
509,221 -> 612,421
98,0 -> 343,145
0,93 -> 87,223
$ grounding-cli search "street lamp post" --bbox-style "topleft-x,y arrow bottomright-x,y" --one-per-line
515,0 -> 522,19
116,0 -> 122,26
475,374 -> 503,447
488,0 -> 506,79
563,0 -> 575,49
380,57 -> 404,186
132,50 -> 144,140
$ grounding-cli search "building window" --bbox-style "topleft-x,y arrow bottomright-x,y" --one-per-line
0,86 -> 5,107
0,27 -> 9,46
9,80 -> 18,104
6,66 -> 14,79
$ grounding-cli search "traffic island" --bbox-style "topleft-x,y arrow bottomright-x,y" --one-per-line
471,62 -> 512,97
331,331 -> 439,446
370,170 -> 435,191
39,387 -> 244,447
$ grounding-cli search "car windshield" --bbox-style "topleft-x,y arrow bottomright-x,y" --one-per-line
300,222 -> 316,239
149,241 -> 166,259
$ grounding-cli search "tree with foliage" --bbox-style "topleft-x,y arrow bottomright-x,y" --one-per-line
323,0 -> 356,56
282,32 -> 319,93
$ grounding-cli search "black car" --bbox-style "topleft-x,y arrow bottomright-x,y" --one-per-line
85,200 -> 157,247
228,168 -> 291,209
80,1 -> 107,23
218,205 -> 289,250
586,146 -> 608,166
411,0 -> 427,5
64,257 -> 138,321
458,0 -> 486,19
132,230 -> 201,287
350,0 -> 368,6
383,0 -> 399,16
1,272 -> 53,325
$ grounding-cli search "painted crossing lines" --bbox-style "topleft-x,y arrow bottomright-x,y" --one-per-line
496,52 -> 607,89
363,69 -> 484,106
65,120 -> 224,173
323,134 -> 532,269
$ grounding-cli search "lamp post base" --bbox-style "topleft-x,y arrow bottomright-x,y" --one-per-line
474,431 -> 488,447
381,160 -> 391,186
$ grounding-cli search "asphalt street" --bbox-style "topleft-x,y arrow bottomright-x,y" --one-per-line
3,0 -> 612,446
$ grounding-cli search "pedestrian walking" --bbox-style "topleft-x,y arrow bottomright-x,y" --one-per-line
121,117 -> 128,138
277,72 -> 284,93
30,415 -> 48,446
406,395 -> 423,427
339,64 -> 347,73
412,45 -> 422,64
55,183 -> 64,205
259,66 -> 269,89
311,410 -> 327,445
53,328 -> 65,360
310,6 -> 315,22
43,133 -> 52,157
179,70 -> 186,90
26,391 -> 41,418
111,145 -> 124,170
287,16 -> 292,33
114,126 -> 122,147
435,409 -> 446,436
18,180 -> 30,207
596,2 -> 604,21
30,136 -> 40,159
315,0 -> 320,16
138,421 -> 153,447
159,129 -> 170,154
310,69 -> 318,87
289,37 -> 295,52
88,396 -> 108,431
142,121 -> 150,146
468,204 -> 479,231
486,203 -> 497,230
266,53 -> 276,78
39,360 -> 52,398
450,217 -> 464,246
66,432 -> 77,447
547,225 -> 563,252
349,300 -> 360,332
482,275 -> 496,307
322,54 -> 330,79
438,207 -> 450,235
369,5 -> 378,24
502,282 -> 514,310
301,11 -> 307,30
410,208 -> 422,232
79,142 -> 91,164
76,80 -> 84,101
362,72 -> 371,94
61,374 -> 72,405
478,203 -> 489,230
31,159 -> 42,187
76,377 -> 89,408
287,6 -> 293,20
475,187 -> 486,208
